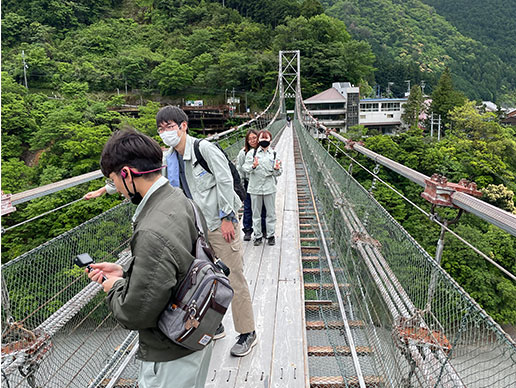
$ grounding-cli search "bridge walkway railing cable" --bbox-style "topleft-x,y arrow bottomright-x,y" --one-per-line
294,78 -> 516,387
0,76 -> 285,388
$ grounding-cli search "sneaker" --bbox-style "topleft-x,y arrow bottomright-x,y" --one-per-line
213,323 -> 226,340
230,331 -> 257,357
267,236 -> 275,246
253,237 -> 262,246
243,231 -> 252,241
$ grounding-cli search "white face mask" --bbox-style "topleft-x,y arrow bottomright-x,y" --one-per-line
159,129 -> 181,147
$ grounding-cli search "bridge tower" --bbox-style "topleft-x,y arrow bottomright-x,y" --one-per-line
278,50 -> 300,118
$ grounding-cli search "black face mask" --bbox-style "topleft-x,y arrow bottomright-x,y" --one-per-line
122,175 -> 143,205
259,140 -> 270,148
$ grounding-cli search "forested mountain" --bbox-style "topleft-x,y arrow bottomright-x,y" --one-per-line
1,0 -> 375,260
322,0 -> 516,103
1,0 -> 515,324
421,0 -> 516,68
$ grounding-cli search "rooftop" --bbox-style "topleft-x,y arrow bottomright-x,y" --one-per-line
304,88 -> 346,103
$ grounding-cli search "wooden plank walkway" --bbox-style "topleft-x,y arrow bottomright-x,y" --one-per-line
205,125 -> 308,388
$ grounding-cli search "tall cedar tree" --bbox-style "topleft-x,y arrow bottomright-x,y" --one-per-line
402,84 -> 425,129
430,67 -> 466,126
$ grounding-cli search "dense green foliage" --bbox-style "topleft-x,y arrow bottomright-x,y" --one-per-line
322,0 -> 516,103
430,67 -> 466,126
1,0 -> 375,261
335,104 -> 516,323
1,0 -> 515,324
402,84 -> 424,129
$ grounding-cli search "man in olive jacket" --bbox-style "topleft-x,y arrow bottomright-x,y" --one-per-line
87,129 -> 212,388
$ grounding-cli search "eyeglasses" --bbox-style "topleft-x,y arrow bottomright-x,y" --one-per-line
157,122 -> 179,134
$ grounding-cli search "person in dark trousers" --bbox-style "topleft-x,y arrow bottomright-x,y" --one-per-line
243,130 -> 282,246
86,129 -> 212,388
236,129 -> 267,241
156,106 -> 257,357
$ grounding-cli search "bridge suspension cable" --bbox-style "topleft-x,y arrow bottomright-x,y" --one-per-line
294,79 -> 516,280
326,138 -> 516,282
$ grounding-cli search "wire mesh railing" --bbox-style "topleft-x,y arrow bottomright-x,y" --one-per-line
1,202 -> 135,387
294,116 -> 516,387
1,70 -> 286,387
294,131 -> 382,388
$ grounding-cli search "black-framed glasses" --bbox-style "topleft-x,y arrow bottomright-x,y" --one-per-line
157,122 -> 179,134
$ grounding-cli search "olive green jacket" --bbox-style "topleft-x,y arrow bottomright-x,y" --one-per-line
107,182 -> 202,362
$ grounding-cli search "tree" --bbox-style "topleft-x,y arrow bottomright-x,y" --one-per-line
402,84 -> 425,129
151,59 -> 193,95
300,0 -> 324,19
482,184 -> 516,213
430,67 -> 466,125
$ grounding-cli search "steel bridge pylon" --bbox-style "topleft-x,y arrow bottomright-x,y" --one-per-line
278,50 -> 300,119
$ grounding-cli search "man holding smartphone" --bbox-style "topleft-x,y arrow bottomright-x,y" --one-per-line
86,128 -> 212,388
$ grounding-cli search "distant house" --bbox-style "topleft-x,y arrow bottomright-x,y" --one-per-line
303,82 -> 359,131
482,101 -> 499,112
304,82 -> 407,134
502,109 -> 516,126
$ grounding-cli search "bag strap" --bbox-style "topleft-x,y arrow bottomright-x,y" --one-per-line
193,139 -> 212,175
253,147 -> 258,158
188,199 -> 206,238
188,199 -> 230,276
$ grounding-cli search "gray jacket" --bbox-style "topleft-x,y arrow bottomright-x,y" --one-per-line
182,135 -> 242,231
236,147 -> 251,181
242,147 -> 282,195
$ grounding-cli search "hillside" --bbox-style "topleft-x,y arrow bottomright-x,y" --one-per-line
1,0 -> 515,325
421,0 -> 516,66
322,0 -> 516,103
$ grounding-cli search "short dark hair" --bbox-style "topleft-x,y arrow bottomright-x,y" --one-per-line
156,106 -> 189,128
100,129 -> 163,178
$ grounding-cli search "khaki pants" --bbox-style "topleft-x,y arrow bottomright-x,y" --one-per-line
208,222 -> 255,334
139,343 -> 213,388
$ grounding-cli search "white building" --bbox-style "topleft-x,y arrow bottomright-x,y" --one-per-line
359,98 -> 407,134
303,82 -> 360,131
304,82 -> 407,134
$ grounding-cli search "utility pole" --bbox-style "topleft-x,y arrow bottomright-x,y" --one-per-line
232,87 -> 236,113
387,82 -> 394,97
430,113 -> 434,138
224,89 -> 228,105
21,50 -> 28,89
420,80 -> 426,95
437,114 -> 441,141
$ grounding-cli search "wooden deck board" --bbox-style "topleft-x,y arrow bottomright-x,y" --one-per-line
206,125 -> 308,387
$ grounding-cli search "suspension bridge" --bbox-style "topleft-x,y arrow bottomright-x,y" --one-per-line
2,51 -> 516,388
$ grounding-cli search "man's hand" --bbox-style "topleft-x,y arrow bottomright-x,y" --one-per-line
274,160 -> 281,170
220,219 -> 236,242
87,262 -> 123,292
252,157 -> 259,169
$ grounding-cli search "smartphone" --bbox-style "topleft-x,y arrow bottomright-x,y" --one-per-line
75,253 -> 106,282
